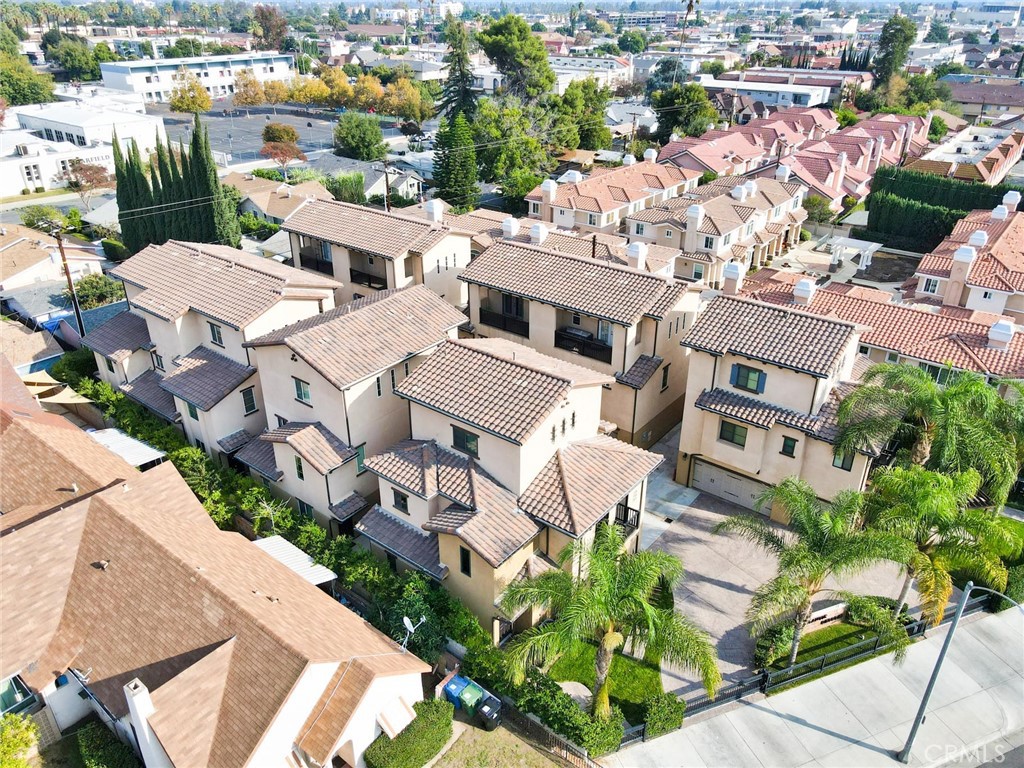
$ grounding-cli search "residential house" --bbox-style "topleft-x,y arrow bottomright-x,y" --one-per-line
356,339 -> 662,642
525,153 -> 702,235
305,155 -> 424,202
459,231 -> 700,448
238,287 -> 466,534
709,92 -> 771,125
947,81 -> 1024,121
221,172 -> 334,225
906,127 -> 1024,186
0,225 -> 106,292
657,131 -> 769,178
82,241 -> 339,463
0,382 -> 428,768
676,281 -> 875,512
284,199 -> 472,306
625,176 -> 807,285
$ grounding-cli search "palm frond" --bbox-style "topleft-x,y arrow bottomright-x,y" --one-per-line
746,575 -> 808,636
650,609 -> 722,697
833,591 -> 912,663
713,514 -> 787,555
502,622 -> 577,685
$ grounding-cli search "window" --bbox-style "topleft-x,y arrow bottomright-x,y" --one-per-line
187,402 -> 198,420
209,322 -> 224,346
886,351 -> 899,363
571,312 -> 581,326
194,439 -> 206,453
661,364 -> 671,391
529,201 -> 540,215
502,293 -> 524,319
719,420 -> 747,447
277,415 -> 288,427
587,213 -> 597,226
390,369 -> 397,390
693,264 -> 704,280
295,456 -> 304,480
375,376 -> 382,397
922,278 -> 940,294
393,489 -> 409,513
151,351 -> 164,370
781,436 -> 798,457
105,358 -> 115,373
983,291 -> 993,300
723,233 -> 732,246
404,361 -> 410,377
453,425 -> 479,457
386,552 -> 398,573
919,362 -> 951,384
833,452 -> 854,471
293,377 -> 312,405
355,444 -> 366,473
241,386 -> 257,415
320,240 -> 332,262
460,546 -> 472,576
703,236 -> 715,250
730,363 -> 766,394
665,229 -> 674,239
297,499 -> 314,518
404,258 -> 415,278
551,425 -> 557,442
859,345 -> 869,355
571,411 -> 576,428
635,222 -> 645,236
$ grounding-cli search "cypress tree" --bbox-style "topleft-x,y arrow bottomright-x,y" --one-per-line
176,140 -> 194,240
112,134 -> 139,254
188,116 -> 213,241
149,155 -> 165,244
128,141 -> 156,249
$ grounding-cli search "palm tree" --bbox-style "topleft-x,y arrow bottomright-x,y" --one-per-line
866,466 -> 1022,623
500,524 -> 721,721
835,364 -> 1020,506
714,478 -> 913,666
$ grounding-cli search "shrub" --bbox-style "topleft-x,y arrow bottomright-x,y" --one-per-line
0,713 -> 37,768
76,722 -> 139,768
799,228 -> 811,242
364,698 -> 453,768
102,238 -> 130,261
847,595 -> 911,625
998,565 -> 1024,612
51,347 -> 99,387
263,122 -> 300,143
753,623 -> 795,668
642,693 -> 686,738
252,168 -> 284,181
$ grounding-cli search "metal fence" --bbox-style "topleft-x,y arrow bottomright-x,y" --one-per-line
501,698 -> 603,768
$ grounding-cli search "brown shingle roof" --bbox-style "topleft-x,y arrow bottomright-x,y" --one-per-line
330,491 -> 369,522
616,354 -> 664,389
355,505 -> 448,579
395,341 -> 572,443
160,345 -> 256,411
217,428 -> 254,454
235,431 -> 281,480
245,286 -> 465,389
262,422 -> 356,474
111,240 -> 339,329
681,295 -> 859,378
80,311 -> 151,363
121,370 -> 178,421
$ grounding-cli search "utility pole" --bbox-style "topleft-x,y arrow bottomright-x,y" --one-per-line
382,159 -> 392,212
51,223 -> 86,337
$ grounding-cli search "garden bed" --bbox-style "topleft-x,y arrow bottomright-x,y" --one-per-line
548,642 -> 662,725
766,621 -> 886,694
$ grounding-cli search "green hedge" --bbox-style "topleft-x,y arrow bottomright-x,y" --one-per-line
364,699 -> 453,768
864,192 -> 966,252
871,166 -> 1022,211
753,623 -> 795,668
101,238 -> 130,262
998,565 -> 1024,612
76,723 -> 139,768
642,693 -> 686,739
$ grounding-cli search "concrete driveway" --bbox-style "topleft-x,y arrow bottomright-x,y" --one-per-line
641,426 -> 907,696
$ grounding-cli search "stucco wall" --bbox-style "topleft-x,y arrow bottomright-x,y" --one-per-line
330,672 -> 425,768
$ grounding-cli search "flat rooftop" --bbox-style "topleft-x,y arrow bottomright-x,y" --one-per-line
924,126 -> 1020,165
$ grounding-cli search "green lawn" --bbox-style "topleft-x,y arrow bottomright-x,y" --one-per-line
548,641 -> 662,725
767,621 -> 884,694
31,737 -> 85,768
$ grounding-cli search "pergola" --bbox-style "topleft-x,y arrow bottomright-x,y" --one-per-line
828,236 -> 883,271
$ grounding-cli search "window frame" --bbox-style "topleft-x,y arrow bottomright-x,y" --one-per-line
208,322 -> 224,347
105,357 -> 115,373
452,425 -> 480,457
719,420 -> 748,448
922,277 -> 940,294
297,499 -> 314,518
731,363 -> 766,394
661,364 -> 670,392
293,377 -> 312,406
832,451 -> 854,471
393,488 -> 409,514
459,545 -> 472,576
781,436 -> 798,457
241,386 -> 258,415
186,401 -> 199,421
294,455 -> 304,480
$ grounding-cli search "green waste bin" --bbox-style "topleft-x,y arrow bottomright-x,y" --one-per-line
459,681 -> 485,716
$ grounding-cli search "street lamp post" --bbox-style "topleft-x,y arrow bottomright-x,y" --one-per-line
306,121 -> 315,150
227,132 -> 233,156
895,581 -> 1023,764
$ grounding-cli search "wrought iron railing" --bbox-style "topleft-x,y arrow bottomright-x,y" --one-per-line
479,306 -> 530,337
350,268 -> 388,290
554,329 -> 613,364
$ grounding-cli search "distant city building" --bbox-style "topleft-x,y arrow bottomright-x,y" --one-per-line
907,126 -> 1024,186
0,130 -> 114,197
695,74 -> 831,108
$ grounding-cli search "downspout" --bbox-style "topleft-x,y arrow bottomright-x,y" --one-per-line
630,387 -> 639,445
810,377 -> 820,413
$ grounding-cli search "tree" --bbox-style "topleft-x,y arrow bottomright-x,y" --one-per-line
836,107 -> 859,127
54,159 -> 112,210
715,478 -> 913,666
333,112 -> 386,160
351,73 -> 385,111
48,38 -> 99,79
232,67 -> 264,113
477,15 -> 555,100
439,15 -> 476,118
263,79 -> 289,114
501,524 -> 721,721
289,76 -> 331,106
699,60 -> 726,78
0,23 -> 20,57
67,273 -> 126,309
261,141 -> 306,180
20,204 -> 65,230
866,466 -> 1021,623
169,67 -> 212,113
325,171 -> 367,204
618,30 -> 647,54
874,14 -> 916,84
0,53 -> 54,105
803,194 -> 835,223
263,122 -> 300,143
253,4 -> 287,50
433,112 -> 477,211
928,114 -> 948,142
0,713 -> 37,768
651,83 -> 719,143
962,32 -> 981,45
564,78 -> 613,151
383,78 -> 431,122
835,364 -> 1021,506
923,19 -> 950,43
472,96 -> 549,184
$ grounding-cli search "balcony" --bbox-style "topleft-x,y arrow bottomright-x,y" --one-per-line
615,502 -> 641,536
479,307 -> 530,338
554,328 -> 613,364
303,258 -> 335,276
350,268 -> 388,290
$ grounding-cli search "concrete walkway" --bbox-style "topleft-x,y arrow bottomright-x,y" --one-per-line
600,609 -> 1023,768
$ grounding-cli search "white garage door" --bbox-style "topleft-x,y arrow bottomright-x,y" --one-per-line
692,459 -> 769,513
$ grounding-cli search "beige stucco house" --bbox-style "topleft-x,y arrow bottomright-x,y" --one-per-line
0,224 -> 106,292
237,286 -> 466,534
356,339 -> 662,643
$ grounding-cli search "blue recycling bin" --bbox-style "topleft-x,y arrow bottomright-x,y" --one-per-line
443,675 -> 470,708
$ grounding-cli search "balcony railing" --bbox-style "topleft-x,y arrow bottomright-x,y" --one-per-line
554,329 -> 613,364
303,258 -> 335,276
615,502 -> 641,535
479,307 -> 530,337
350,268 -> 388,290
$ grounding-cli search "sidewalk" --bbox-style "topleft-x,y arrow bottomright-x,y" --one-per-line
600,609 -> 1023,768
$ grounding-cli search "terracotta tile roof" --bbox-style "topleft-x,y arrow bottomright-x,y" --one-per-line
615,354 -> 664,389
246,286 -> 465,389
122,370 -> 178,420
355,505 -> 448,579
159,345 -> 256,411
425,499 -> 540,568
681,295 -> 859,378
235,431 -> 281,480
284,199 -> 456,259
916,210 -> 1024,292
330,491 -> 369,522
520,435 -> 662,536
525,160 -> 698,213
111,240 -> 339,329
217,428 -> 253,454
80,311 -> 151,363
262,422 -> 356,474
461,338 -> 613,387
395,340 -> 572,443
460,240 -> 681,324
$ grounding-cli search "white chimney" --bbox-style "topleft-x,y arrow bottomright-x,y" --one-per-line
622,154 -> 637,166
501,217 -> 519,239
723,261 -> 744,295
424,198 -> 444,224
1003,190 -> 1021,209
643,147 -> 658,163
776,164 -> 792,182
743,179 -> 758,198
670,132 -> 680,142
992,205 -> 1009,221
124,679 -> 171,768
687,203 -> 705,230
541,179 -> 558,204
731,184 -> 749,201
954,245 -> 977,264
530,222 -> 547,245
968,230 -> 989,249
794,278 -> 816,306
836,151 -> 848,168
989,320 -> 1014,350
626,241 -> 648,270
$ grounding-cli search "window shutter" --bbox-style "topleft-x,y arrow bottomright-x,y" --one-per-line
756,371 -> 767,394
729,364 -> 739,386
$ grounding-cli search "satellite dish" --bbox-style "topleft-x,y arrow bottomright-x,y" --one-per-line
403,616 -> 416,634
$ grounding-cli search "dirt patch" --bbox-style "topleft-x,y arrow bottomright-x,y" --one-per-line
431,723 -> 559,768
859,250 -> 920,283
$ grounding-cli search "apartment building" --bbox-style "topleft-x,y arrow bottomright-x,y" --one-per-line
625,176 -> 807,286
459,232 -> 700,448
356,339 -> 662,642
906,127 -> 1024,186
237,287 -> 466,533
283,198 -> 472,306
83,241 -> 339,462
695,74 -> 831,108
525,153 -> 701,234
11,102 -> 166,155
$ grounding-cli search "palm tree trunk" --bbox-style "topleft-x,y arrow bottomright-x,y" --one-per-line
593,632 -> 615,721
895,568 -> 915,617
788,606 -> 812,666
910,432 -> 933,466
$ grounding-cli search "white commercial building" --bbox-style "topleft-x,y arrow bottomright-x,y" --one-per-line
0,130 -> 114,197
695,74 -> 831,108
100,52 -> 295,103
11,103 -> 166,155
51,82 -> 148,114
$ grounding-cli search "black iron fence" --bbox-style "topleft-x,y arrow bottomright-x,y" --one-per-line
501,698 -> 603,768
